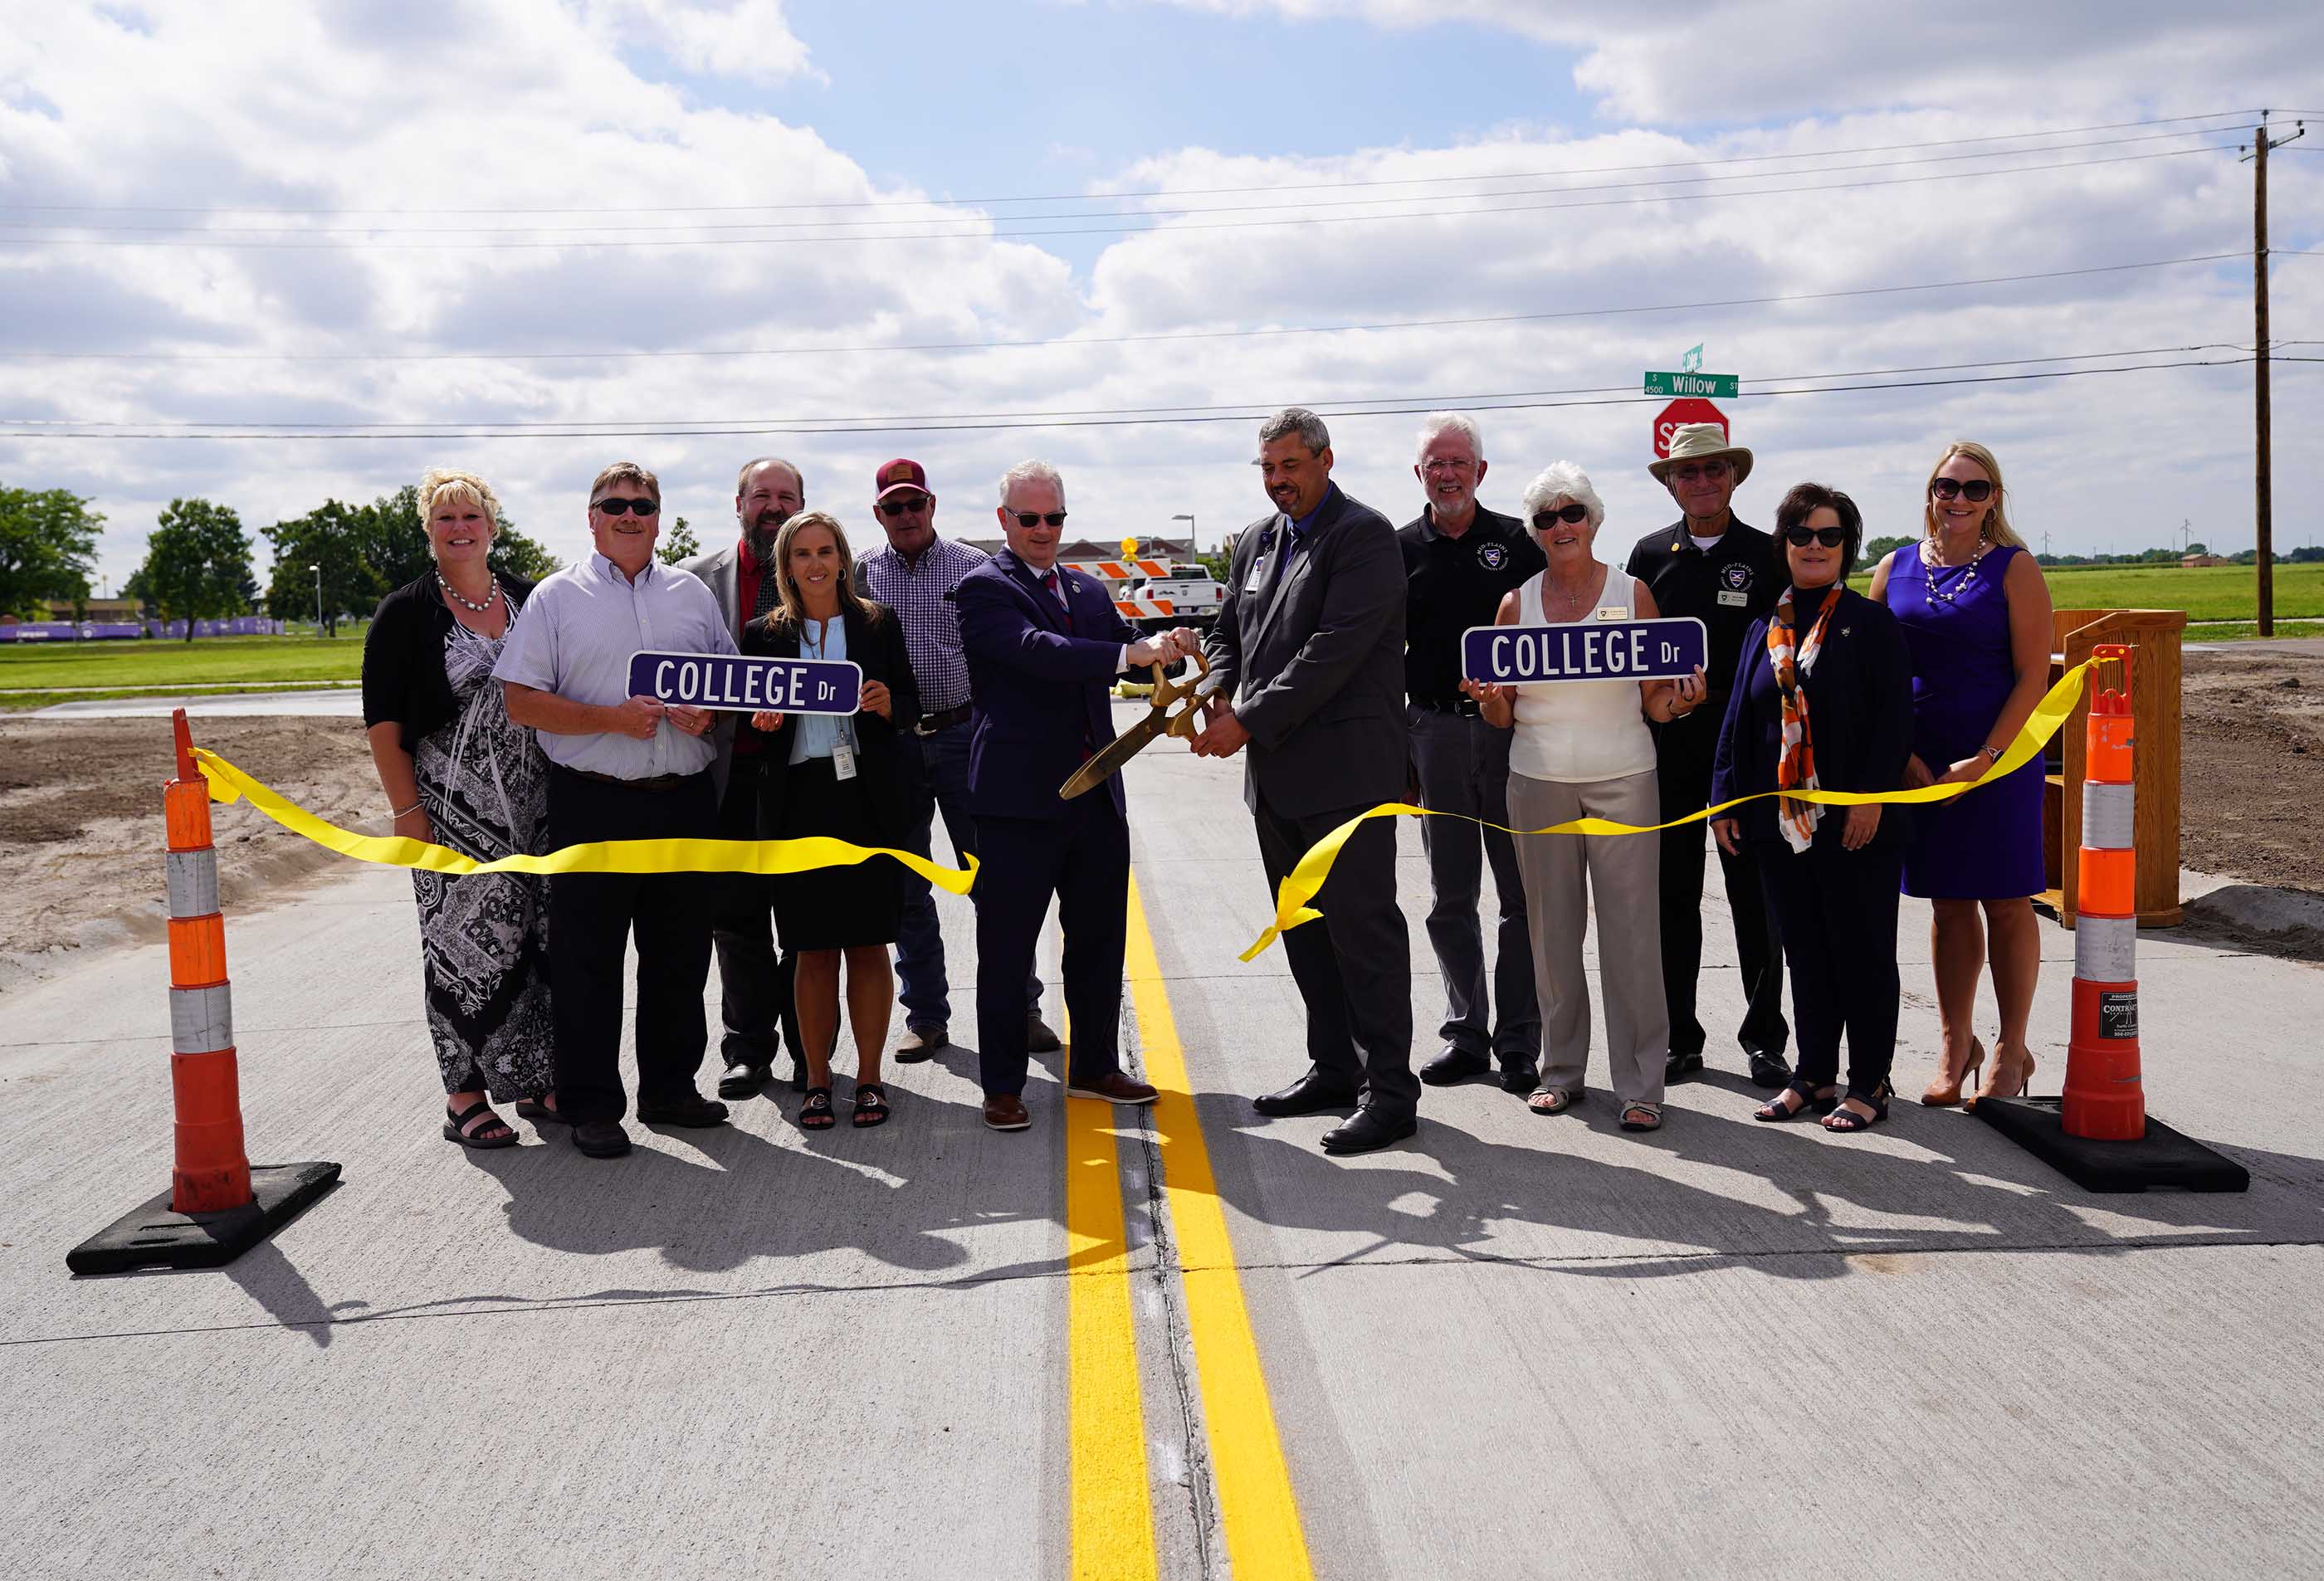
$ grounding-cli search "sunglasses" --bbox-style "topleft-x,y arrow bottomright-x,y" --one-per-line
1532,504 -> 1589,528
1929,478 -> 1994,503
1009,510 -> 1068,529
1670,461 -> 1731,482
593,496 -> 659,516
879,495 -> 932,516
1784,526 -> 1849,548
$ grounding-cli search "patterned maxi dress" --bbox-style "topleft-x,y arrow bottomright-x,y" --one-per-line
410,615 -> 554,1099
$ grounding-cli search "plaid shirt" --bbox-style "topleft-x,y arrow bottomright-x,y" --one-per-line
857,534 -> 988,713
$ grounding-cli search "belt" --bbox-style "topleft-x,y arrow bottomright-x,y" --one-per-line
559,766 -> 695,792
912,704 -> 974,737
1415,698 -> 1482,719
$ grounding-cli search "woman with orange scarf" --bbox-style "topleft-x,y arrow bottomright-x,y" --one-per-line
1710,484 -> 1915,1133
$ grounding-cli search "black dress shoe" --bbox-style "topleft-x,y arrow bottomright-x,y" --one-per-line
1664,1050 -> 1706,1081
1252,1072 -> 1361,1118
895,1024 -> 947,1063
637,1094 -> 730,1128
1497,1061 -> 1540,1095
717,1061 -> 772,1099
573,1120 -> 632,1159
1026,1016 -> 1062,1054
1321,1108 -> 1418,1154
1746,1051 -> 1791,1091
1418,1047 -> 1491,1086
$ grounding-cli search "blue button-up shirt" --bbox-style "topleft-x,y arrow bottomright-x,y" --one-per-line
493,552 -> 736,780
857,534 -> 987,714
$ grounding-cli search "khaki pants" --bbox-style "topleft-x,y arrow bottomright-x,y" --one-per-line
1506,769 -> 1668,1106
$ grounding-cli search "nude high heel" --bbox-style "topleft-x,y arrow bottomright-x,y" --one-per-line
1921,1037 -> 1985,1108
1965,1046 -> 2036,1110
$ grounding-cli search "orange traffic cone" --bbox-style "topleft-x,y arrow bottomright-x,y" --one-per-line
1972,648 -> 2244,1193
67,711 -> 339,1274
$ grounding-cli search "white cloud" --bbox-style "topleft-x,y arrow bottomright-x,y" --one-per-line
588,0 -> 821,87
0,0 -> 2317,596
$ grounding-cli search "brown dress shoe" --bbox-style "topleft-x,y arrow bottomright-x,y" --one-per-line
983,1093 -> 1032,1131
1066,1071 -> 1159,1105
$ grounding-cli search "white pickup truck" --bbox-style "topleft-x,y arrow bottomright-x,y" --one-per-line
1116,566 -> 1226,632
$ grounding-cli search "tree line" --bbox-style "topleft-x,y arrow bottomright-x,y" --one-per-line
0,481 -> 559,638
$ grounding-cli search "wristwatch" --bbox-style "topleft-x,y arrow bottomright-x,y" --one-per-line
1979,744 -> 2003,763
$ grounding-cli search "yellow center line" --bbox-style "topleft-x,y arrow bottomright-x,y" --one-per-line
1062,1012 -> 1159,1580
1125,873 -> 1316,1581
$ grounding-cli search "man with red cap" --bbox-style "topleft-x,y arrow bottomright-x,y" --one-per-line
857,458 -> 1056,1061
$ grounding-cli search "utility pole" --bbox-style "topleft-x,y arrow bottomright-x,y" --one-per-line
2244,111 -> 2307,635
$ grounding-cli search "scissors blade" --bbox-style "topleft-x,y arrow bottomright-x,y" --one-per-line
1059,708 -> 1170,800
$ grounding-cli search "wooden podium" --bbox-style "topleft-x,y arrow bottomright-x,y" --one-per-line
2042,608 -> 2186,926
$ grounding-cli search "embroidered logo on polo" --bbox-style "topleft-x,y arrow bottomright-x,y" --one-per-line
1477,542 -> 1507,570
1721,562 -> 1753,591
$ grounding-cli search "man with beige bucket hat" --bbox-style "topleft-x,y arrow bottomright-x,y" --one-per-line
1625,422 -> 1789,1089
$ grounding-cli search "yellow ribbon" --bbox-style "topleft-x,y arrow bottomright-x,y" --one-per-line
1239,660 -> 2092,961
190,748 -> 978,893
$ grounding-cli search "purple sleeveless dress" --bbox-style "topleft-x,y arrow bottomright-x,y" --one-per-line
1884,543 -> 2045,899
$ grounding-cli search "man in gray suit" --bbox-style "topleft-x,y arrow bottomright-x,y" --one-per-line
1194,408 -> 1417,1154
680,456 -> 803,1097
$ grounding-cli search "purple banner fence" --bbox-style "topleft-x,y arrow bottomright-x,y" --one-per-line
0,617 -> 285,642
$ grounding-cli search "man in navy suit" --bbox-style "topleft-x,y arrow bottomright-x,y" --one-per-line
953,460 -> 1200,1131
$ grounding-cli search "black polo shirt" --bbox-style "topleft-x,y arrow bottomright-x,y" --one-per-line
1398,504 -> 1546,706
1623,515 -> 1782,701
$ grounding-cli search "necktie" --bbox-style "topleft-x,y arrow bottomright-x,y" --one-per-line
1042,568 -> 1074,631
1273,522 -> 1300,587
749,540 -> 784,621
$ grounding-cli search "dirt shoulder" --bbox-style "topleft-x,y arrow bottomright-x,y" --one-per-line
0,715 -> 382,985
2180,641 -> 2324,893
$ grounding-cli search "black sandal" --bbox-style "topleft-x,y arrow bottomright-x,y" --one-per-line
1824,1083 -> 1892,1134
852,1081 -> 891,1129
798,1086 -> 836,1130
1753,1080 -> 1837,1123
442,1100 -> 519,1149
515,1095 -> 569,1125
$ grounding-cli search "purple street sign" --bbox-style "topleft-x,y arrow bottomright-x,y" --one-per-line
1462,616 -> 1708,686
627,650 -> 863,715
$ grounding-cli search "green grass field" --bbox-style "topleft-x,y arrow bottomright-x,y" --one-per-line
2034,562 -> 2324,622
0,630 -> 368,701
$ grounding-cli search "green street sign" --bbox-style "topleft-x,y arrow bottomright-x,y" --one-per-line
1682,344 -> 1704,373
1643,370 -> 1739,398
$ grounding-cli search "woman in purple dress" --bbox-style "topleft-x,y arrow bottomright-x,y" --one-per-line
1869,442 -> 2053,1109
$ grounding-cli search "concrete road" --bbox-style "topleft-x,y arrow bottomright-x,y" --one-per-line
4,695 -> 2322,1580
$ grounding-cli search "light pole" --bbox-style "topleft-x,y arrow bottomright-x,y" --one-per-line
310,564 -> 322,637
1171,513 -> 1195,560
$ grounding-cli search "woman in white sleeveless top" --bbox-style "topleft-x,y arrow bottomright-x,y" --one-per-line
1466,462 -> 1707,1131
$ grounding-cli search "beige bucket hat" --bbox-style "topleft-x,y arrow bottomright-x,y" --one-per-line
1648,422 -> 1753,487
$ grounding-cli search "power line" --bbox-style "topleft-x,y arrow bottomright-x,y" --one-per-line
0,128 -> 2243,237
0,356 -> 2263,442
0,251 -> 2273,364
4,344 -> 2272,431
2,110 -> 2258,217
0,143 -> 2247,250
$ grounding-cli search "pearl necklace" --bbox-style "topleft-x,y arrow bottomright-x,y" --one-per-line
437,573 -> 499,615
1918,533 -> 1991,607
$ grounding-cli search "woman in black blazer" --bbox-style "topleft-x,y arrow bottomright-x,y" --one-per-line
360,468 -> 554,1149
1710,482 -> 1914,1133
744,510 -> 920,1131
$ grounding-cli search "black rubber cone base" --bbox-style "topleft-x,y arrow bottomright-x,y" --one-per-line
66,1161 -> 342,1275
1973,1098 -> 2248,1193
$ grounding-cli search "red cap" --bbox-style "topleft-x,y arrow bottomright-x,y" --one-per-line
874,458 -> 930,500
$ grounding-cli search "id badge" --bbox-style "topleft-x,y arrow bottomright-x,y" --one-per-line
831,739 -> 858,781
1717,589 -> 1749,607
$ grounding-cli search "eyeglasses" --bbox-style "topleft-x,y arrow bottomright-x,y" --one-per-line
1783,526 -> 1849,548
1009,510 -> 1068,529
1929,478 -> 1994,503
1532,504 -> 1589,528
593,497 -> 659,516
1670,461 -> 1731,483
879,495 -> 932,516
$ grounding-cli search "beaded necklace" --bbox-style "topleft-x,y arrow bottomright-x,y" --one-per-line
437,572 -> 500,615
1917,531 -> 1992,608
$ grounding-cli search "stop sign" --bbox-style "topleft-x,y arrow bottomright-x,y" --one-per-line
1654,398 -> 1728,459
